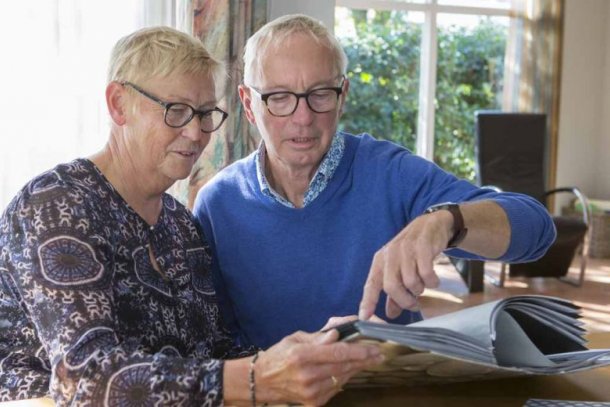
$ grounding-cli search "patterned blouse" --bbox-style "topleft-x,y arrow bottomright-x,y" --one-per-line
0,159 -> 249,406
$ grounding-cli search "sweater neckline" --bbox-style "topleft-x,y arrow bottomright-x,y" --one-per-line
247,133 -> 360,215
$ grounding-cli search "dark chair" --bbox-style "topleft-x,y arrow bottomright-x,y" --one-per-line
470,111 -> 591,287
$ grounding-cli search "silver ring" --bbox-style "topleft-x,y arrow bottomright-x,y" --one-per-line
331,375 -> 344,391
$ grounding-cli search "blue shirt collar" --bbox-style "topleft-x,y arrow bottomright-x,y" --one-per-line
255,133 -> 345,208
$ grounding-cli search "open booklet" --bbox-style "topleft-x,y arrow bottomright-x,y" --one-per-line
336,295 -> 610,387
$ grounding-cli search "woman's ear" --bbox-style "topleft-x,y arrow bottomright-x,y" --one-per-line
238,84 -> 257,125
106,81 -> 127,126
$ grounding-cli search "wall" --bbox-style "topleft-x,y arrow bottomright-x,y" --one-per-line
268,0 -> 334,31
597,0 -> 610,200
557,0 -> 609,202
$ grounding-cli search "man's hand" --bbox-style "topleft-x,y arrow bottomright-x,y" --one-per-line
358,200 -> 511,320
358,209 -> 453,320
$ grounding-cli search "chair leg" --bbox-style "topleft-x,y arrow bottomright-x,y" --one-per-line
560,245 -> 587,287
559,255 -> 588,287
499,263 -> 506,287
449,257 -> 484,293
465,260 -> 484,293
485,262 -> 506,288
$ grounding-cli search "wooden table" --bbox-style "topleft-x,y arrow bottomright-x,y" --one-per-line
329,332 -> 610,406
6,333 -> 609,406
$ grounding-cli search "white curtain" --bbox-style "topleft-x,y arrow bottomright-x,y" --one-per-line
0,0 -> 190,210
502,0 -> 563,192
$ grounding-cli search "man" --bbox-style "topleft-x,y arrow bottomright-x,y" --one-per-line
193,14 -> 556,349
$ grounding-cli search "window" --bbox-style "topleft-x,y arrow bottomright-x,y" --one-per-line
336,8 -> 423,152
335,0 -> 510,181
0,0 -> 190,210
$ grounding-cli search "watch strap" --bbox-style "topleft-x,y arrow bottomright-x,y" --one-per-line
425,203 -> 468,248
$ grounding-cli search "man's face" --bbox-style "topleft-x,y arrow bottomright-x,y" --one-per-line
240,33 -> 348,178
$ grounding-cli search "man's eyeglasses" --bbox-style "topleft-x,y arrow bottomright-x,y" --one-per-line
121,81 -> 228,133
249,76 -> 345,117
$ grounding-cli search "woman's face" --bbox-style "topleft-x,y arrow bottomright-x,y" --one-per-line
123,72 -> 218,187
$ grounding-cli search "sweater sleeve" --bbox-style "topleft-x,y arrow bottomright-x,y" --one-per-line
397,150 -> 556,262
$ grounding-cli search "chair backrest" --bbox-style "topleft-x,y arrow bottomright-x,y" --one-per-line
475,111 -> 548,205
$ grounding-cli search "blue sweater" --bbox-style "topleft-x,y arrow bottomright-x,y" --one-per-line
193,133 -> 556,349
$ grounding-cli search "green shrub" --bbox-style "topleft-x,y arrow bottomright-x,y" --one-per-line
338,10 -> 506,181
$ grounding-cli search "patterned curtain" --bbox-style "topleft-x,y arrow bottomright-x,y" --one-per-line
502,0 -> 564,190
170,0 -> 267,208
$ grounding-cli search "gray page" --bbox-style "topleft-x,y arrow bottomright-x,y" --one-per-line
411,300 -> 501,349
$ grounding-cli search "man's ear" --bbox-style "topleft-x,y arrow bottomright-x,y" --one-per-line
338,76 -> 350,116
238,84 -> 257,125
106,82 -> 127,126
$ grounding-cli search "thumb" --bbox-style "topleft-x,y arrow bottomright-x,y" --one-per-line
315,329 -> 339,345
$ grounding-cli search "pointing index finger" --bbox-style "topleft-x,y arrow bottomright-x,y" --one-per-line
359,254 -> 384,320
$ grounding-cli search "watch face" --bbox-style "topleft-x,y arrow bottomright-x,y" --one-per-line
425,202 -> 457,213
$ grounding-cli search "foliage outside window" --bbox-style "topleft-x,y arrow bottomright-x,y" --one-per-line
338,10 -> 421,152
336,6 -> 508,181
434,16 -> 507,180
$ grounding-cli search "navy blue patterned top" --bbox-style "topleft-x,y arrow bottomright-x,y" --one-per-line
0,159 -> 249,405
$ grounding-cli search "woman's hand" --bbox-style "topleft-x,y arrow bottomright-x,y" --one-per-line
256,329 -> 383,406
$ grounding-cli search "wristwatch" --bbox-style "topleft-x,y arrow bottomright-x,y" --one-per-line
425,203 -> 468,248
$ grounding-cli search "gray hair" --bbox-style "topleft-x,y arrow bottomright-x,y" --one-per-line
243,14 -> 348,86
107,26 -> 223,85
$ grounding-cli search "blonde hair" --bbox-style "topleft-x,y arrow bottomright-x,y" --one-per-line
243,14 -> 348,86
107,26 -> 223,85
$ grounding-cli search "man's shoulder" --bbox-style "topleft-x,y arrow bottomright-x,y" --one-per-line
344,132 -> 413,157
344,132 -> 431,169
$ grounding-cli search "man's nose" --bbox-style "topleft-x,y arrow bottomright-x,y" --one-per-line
291,95 -> 315,125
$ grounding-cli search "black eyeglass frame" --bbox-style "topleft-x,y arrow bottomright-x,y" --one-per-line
121,81 -> 228,133
249,76 -> 346,117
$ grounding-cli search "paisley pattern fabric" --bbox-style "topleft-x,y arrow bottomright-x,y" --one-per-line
0,159 -> 250,406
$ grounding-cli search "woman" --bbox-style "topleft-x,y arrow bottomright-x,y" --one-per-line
0,27 -> 381,406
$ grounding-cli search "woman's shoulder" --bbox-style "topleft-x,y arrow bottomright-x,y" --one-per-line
17,158 -> 101,199
2,158 -> 111,228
